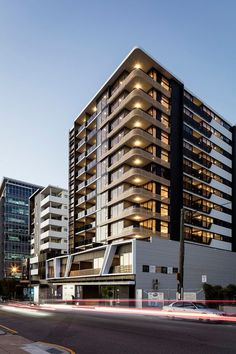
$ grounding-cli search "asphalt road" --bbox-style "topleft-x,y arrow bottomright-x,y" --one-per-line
0,306 -> 235,354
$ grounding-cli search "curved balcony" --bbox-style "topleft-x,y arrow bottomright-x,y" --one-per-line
108,147 -> 170,173
108,108 -> 170,141
102,167 -> 170,194
108,68 -> 171,106
102,88 -> 170,130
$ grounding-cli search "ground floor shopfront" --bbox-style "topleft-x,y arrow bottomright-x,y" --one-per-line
44,237 -> 236,304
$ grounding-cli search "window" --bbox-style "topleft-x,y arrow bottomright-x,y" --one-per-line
160,221 -> 168,234
161,95 -> 169,109
161,131 -> 169,145
161,114 -> 169,127
160,203 -> 169,216
142,265 -> 149,272
161,149 -> 169,162
161,185 -> 169,199
161,77 -> 170,91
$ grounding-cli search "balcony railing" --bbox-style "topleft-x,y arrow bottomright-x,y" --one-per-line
87,111 -> 97,126
183,182 -> 212,199
185,216 -> 212,229
87,143 -> 97,155
77,138 -> 86,150
75,221 -> 96,234
184,232 -> 212,245
111,265 -> 132,274
87,190 -> 97,201
69,268 -> 100,277
76,196 -> 85,205
183,198 -> 212,214
183,148 -> 212,168
87,175 -> 96,185
77,123 -> 86,135
87,128 -> 97,141
87,160 -> 96,171
184,97 -> 212,123
87,206 -> 96,215
77,181 -> 86,191
184,114 -> 212,138
183,131 -> 212,153
183,165 -> 212,183
76,152 -> 86,163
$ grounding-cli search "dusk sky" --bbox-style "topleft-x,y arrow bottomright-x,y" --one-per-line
1,0 -> 236,189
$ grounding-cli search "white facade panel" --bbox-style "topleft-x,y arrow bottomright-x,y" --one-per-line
210,134 -> 232,153
40,241 -> 67,252
40,230 -> 67,241
31,268 -> 39,276
41,206 -> 67,218
210,119 -> 232,140
209,150 -> 232,168
30,256 -> 39,264
210,165 -> 232,182
209,225 -> 231,237
210,209 -> 232,223
41,195 -> 68,207
40,219 -> 68,229
210,239 -> 232,251
210,194 -> 232,207
210,179 -> 232,195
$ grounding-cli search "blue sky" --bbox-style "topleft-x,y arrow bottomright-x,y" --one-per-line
0,0 -> 236,189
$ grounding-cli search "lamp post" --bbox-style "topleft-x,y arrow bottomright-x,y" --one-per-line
178,208 -> 185,300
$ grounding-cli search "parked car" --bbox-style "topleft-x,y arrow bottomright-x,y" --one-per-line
162,301 -> 225,316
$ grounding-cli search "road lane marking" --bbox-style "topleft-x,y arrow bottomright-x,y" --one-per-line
0,324 -> 18,334
38,341 -> 76,354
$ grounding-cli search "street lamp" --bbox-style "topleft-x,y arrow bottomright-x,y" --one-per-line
11,265 -> 18,275
10,265 -> 19,300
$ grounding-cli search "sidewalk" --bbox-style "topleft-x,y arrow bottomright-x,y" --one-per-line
0,325 -> 74,354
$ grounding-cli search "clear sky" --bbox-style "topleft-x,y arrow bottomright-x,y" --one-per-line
0,0 -> 236,189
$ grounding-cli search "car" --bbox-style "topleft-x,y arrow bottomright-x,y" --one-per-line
162,301 -> 225,316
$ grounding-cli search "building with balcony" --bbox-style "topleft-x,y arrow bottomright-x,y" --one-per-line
0,177 -> 42,279
29,186 -> 68,301
46,47 -> 236,301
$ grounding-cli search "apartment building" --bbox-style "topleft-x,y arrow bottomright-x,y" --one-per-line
0,177 -> 41,279
30,186 -> 68,301
46,48 -> 236,301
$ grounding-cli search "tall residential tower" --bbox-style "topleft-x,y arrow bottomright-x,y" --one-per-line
47,48 -> 236,300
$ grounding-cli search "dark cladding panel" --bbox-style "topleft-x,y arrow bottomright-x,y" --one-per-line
232,126 -> 236,252
169,80 -> 184,241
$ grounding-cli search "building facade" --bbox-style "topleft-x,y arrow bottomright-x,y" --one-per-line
0,177 -> 41,279
46,48 -> 236,301
30,186 -> 68,300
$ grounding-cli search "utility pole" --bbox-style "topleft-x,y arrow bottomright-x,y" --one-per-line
178,208 -> 185,300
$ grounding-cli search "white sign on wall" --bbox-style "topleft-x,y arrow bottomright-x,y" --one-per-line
183,292 -> 197,301
202,275 -> 207,283
148,292 -> 164,307
150,265 -> 156,273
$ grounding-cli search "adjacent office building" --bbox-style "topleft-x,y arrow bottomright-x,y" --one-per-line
0,177 -> 41,279
30,186 -> 68,301
46,48 -> 236,300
